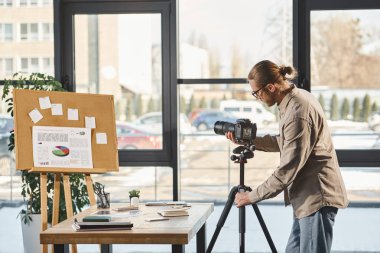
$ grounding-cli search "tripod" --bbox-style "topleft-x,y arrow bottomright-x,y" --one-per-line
206,144 -> 277,253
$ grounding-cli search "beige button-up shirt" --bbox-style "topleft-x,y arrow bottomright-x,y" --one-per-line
248,86 -> 349,218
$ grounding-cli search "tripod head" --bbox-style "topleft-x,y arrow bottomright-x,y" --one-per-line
230,142 -> 255,163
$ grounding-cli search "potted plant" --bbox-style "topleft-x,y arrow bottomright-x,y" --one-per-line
1,73 -> 90,253
129,189 -> 140,206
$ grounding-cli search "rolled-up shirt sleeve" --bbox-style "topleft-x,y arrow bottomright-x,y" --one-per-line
249,117 -> 315,203
254,134 -> 280,152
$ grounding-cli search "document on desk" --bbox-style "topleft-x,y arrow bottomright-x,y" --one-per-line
32,126 -> 93,168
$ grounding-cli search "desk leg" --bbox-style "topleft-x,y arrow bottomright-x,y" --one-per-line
100,244 -> 113,253
54,244 -> 69,253
196,223 -> 206,253
172,244 -> 185,253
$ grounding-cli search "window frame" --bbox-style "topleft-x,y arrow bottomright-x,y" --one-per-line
56,0 -> 179,199
294,0 -> 380,167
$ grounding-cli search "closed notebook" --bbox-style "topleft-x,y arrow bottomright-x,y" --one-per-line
82,215 -> 111,222
157,206 -> 190,217
72,218 -> 133,231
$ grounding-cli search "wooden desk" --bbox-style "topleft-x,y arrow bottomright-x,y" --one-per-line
40,203 -> 214,253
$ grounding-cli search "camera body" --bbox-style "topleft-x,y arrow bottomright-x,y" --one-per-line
214,118 -> 257,144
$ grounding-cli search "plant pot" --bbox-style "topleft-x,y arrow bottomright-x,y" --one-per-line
130,196 -> 139,206
21,214 -> 42,253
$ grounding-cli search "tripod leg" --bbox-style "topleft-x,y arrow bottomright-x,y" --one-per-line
239,205 -> 245,253
251,204 -> 278,253
206,186 -> 238,253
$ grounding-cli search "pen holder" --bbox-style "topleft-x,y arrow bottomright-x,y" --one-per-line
97,193 -> 110,209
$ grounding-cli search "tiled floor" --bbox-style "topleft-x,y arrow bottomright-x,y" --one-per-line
0,203 -> 379,253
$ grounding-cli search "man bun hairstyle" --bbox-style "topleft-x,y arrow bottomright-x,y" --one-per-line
279,65 -> 297,80
248,60 -> 298,86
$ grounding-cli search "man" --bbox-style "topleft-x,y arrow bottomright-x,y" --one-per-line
226,60 -> 348,253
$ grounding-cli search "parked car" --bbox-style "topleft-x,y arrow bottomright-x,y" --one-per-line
192,110 -> 238,131
368,111 -> 380,132
116,121 -> 162,149
133,112 -> 195,134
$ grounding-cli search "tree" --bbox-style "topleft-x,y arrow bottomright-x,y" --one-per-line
330,94 -> 339,121
210,98 -> 219,109
199,96 -> 207,109
361,94 -> 371,121
135,94 -> 142,117
352,97 -> 361,122
147,97 -> 155,113
371,101 -> 378,113
341,97 -> 350,120
318,93 -> 325,112
126,99 -> 132,121
180,96 -> 186,114
311,15 -> 380,88
187,95 -> 196,115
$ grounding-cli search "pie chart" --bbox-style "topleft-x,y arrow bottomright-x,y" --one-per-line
52,146 -> 70,157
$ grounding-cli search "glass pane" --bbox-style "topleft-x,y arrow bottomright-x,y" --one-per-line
20,23 -> 27,40
179,0 -> 293,78
0,3 -> 54,79
4,23 -> 12,41
30,23 -> 38,40
179,84 -> 279,201
311,10 -> 380,151
0,87 -> 19,202
20,58 -> 28,71
91,166 -> 173,202
4,58 -> 13,75
74,14 -> 163,150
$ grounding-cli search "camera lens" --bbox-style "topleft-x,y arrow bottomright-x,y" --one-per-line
214,121 -> 235,135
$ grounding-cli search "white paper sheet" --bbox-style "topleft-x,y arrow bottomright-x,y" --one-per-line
29,109 -> 43,123
68,108 -> 79,120
32,126 -> 93,168
39,96 -> 51,109
51,104 -> 63,116
96,133 -> 107,144
85,116 -> 96,129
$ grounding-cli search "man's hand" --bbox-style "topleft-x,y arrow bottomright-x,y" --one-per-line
225,131 -> 238,144
235,192 -> 251,207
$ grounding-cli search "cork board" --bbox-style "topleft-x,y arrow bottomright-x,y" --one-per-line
13,89 -> 119,173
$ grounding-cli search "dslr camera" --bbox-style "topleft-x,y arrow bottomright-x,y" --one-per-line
214,119 -> 257,144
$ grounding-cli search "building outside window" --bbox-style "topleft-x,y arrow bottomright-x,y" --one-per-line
0,23 -> 13,41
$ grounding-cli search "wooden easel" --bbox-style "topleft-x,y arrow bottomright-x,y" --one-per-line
33,170 -> 96,253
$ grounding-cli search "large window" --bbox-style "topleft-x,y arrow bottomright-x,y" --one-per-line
178,0 -> 291,201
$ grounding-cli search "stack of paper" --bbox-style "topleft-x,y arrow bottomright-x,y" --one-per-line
72,219 -> 133,231
157,206 -> 190,217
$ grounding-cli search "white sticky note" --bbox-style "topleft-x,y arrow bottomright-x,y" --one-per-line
29,108 -> 43,123
51,104 -> 63,116
96,133 -> 107,144
68,108 -> 79,120
39,96 -> 51,109
85,116 -> 96,129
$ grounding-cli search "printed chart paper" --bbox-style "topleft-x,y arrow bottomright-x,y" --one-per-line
32,126 -> 93,168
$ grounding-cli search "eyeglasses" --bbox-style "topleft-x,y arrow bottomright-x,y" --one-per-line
251,83 -> 269,99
